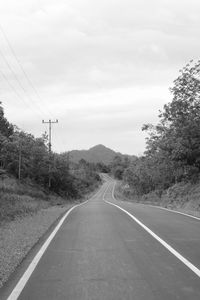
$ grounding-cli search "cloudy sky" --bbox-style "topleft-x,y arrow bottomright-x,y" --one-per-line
0,0 -> 200,155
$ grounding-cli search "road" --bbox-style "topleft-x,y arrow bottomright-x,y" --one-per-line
1,177 -> 200,299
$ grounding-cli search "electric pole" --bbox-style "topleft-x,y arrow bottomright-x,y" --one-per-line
42,119 -> 58,188
18,141 -> 22,181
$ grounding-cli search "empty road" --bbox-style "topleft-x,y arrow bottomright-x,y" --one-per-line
2,177 -> 200,299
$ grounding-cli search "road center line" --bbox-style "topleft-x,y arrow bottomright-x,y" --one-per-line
104,181 -> 200,279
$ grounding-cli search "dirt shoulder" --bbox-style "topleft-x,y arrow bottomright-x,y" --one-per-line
0,204 -> 74,288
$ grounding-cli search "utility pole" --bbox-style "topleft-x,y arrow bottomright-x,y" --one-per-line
18,141 -> 22,181
42,119 -> 58,188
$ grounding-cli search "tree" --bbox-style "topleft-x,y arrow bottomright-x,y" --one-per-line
124,60 -> 200,197
143,60 -> 200,182
110,155 -> 131,179
0,102 -> 14,137
0,102 -> 101,199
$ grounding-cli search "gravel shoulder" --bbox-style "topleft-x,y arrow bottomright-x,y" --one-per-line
0,204 -> 74,288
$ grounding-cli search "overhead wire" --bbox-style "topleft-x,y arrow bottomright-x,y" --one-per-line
0,24 -> 65,151
0,69 -> 37,131
0,66 -> 63,150
0,24 -> 54,119
0,68 -> 32,110
0,48 -> 45,118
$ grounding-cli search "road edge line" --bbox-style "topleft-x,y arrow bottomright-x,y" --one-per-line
6,200 -> 88,300
105,182 -> 200,278
147,204 -> 200,221
113,181 -> 200,221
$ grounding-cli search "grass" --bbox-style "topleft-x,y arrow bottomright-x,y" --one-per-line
0,176 -> 101,223
0,177 -> 66,223
115,180 -> 200,218
0,178 -> 47,199
0,193 -> 49,222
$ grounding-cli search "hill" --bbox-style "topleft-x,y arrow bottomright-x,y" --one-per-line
66,144 -> 136,165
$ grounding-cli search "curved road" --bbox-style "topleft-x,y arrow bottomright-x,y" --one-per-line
1,177 -> 200,299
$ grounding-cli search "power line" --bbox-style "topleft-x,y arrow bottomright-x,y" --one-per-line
0,25 -> 64,151
42,119 -> 58,153
0,70 -> 44,119
0,24 -> 53,118
0,48 -> 45,118
0,68 -> 32,110
42,119 -> 58,188
0,68 -> 65,152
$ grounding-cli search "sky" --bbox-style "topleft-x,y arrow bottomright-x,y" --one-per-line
0,0 -> 200,155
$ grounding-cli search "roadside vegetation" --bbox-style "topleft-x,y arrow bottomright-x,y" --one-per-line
0,102 -> 101,223
0,177 -> 65,223
0,105 -> 101,288
109,60 -> 200,214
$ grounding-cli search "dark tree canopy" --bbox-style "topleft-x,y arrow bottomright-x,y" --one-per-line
0,102 -> 100,198
121,60 -> 200,195
0,102 -> 14,138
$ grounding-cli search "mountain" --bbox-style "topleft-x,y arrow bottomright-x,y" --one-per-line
66,144 -> 136,165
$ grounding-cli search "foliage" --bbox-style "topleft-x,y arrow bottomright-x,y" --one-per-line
110,155 -> 131,179
120,60 -> 200,195
0,102 -> 14,138
0,102 -> 101,200
95,162 -> 110,173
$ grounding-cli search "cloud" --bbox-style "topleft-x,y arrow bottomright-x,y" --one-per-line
0,0 -> 200,154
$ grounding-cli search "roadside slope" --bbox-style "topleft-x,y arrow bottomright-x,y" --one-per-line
116,180 -> 200,218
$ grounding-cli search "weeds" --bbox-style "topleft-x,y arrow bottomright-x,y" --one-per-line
0,178 -> 47,199
0,177 -> 63,223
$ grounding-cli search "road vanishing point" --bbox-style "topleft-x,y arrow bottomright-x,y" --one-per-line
1,175 -> 200,300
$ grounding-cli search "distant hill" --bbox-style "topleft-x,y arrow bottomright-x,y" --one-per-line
65,144 -> 136,165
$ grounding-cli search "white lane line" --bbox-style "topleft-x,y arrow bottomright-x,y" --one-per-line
87,183 -> 105,200
147,205 -> 200,221
86,182 -> 111,203
102,181 -> 112,201
6,200 -> 88,300
112,181 -> 200,221
105,182 -> 200,278
111,181 -> 116,199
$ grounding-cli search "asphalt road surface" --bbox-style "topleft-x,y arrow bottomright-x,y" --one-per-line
2,177 -> 200,300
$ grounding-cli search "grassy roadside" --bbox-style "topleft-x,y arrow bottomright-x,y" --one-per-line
0,177 -> 66,224
114,180 -> 200,218
0,177 -> 101,288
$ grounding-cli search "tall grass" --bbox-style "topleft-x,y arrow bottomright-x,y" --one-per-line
116,180 -> 200,216
0,193 -> 50,222
0,177 -> 65,223
0,178 -> 47,199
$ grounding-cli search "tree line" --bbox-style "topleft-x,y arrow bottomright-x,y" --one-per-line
0,104 -> 101,199
110,60 -> 200,196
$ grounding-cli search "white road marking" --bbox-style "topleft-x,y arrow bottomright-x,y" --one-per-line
90,183 -> 108,199
7,182 -> 108,300
112,180 -> 200,221
6,200 -> 88,300
104,181 -> 200,278
111,180 -> 116,199
102,181 -> 112,201
147,205 -> 200,221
